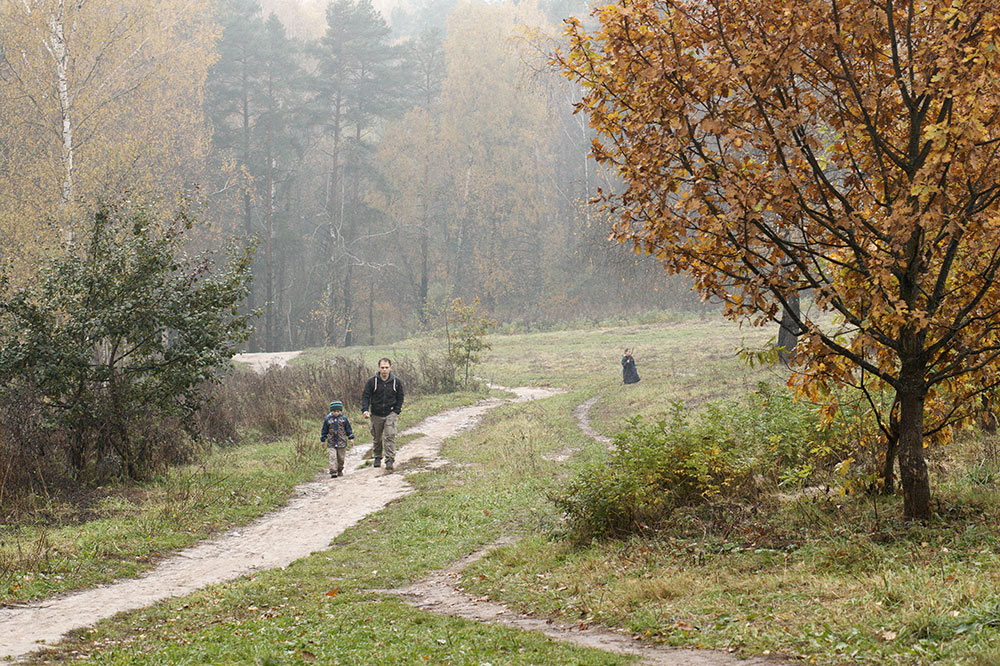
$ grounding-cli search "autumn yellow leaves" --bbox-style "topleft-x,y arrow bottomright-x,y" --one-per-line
556,0 -> 1000,519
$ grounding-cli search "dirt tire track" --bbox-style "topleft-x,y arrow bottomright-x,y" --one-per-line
384,540 -> 789,666
574,395 -> 613,447
544,395 -> 611,462
0,385 -> 558,664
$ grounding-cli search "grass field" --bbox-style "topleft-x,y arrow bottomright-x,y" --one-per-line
8,313 -> 1000,665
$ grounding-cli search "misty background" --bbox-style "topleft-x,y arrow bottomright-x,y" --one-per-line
0,0 -> 709,353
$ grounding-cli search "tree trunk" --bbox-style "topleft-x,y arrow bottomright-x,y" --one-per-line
417,155 -> 430,326
240,53 -> 257,352
419,228 -> 429,322
452,158 -> 473,296
368,277 -> 375,345
325,101 -> 342,345
264,126 -> 274,352
777,292 -> 800,365
52,10 -> 74,209
342,260 -> 354,347
896,361 -> 931,520
879,417 -> 898,495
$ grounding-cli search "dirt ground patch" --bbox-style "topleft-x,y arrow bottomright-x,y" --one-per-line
232,350 -> 302,372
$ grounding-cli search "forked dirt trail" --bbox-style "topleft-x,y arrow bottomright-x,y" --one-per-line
385,399 -> 789,666
1,379 -> 785,666
0,377 -> 558,664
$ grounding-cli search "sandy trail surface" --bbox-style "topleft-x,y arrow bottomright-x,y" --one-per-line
0,379 -> 558,664
231,350 -> 302,372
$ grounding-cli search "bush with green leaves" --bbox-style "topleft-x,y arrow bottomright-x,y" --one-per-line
553,383 -> 850,541
445,297 -> 495,388
0,201 -> 254,484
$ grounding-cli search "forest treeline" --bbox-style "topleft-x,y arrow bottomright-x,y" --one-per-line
0,0 -> 705,353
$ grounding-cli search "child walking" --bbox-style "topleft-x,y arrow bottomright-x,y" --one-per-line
320,400 -> 354,478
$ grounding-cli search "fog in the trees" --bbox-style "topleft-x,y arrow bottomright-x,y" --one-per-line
0,0 -> 709,353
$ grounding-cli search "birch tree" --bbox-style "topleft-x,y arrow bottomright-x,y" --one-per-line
0,0 -> 216,267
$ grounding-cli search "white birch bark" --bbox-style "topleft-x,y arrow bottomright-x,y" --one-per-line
42,0 -> 75,208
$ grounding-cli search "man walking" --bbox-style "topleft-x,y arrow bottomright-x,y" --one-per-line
361,357 -> 404,472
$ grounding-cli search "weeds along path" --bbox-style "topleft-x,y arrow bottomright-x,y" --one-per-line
0,382 -> 559,664
385,541 -> 787,666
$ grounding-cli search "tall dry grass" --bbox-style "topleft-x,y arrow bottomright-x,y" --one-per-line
1,351 -> 459,519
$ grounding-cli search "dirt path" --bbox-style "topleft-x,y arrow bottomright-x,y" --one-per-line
0,385 -> 559,664
545,395 -> 612,462
385,541 -> 786,666
2,383 -> 785,665
232,350 -> 302,372
574,395 -> 613,447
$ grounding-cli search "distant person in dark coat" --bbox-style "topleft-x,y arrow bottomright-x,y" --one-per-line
622,348 -> 640,384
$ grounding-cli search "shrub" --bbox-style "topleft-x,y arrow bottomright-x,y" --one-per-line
0,200 -> 253,484
392,351 -> 464,395
552,383 -> 849,541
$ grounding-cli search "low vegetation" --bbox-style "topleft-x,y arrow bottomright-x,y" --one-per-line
553,384 -> 853,542
0,201 -> 254,503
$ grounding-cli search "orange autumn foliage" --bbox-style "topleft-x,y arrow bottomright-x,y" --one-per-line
557,0 -> 1000,519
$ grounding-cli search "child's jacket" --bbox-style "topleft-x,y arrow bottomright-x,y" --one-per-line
321,413 -> 354,448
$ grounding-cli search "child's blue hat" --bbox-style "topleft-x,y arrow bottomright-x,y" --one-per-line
329,400 -> 343,411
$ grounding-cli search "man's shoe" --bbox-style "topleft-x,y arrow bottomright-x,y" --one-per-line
329,470 -> 337,478
385,462 -> 394,472
337,469 -> 344,477
373,458 -> 381,468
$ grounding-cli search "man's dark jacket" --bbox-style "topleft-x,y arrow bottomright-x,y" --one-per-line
361,372 -> 404,417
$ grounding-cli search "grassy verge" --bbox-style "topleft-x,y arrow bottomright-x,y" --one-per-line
1,390 -> 482,606
461,467 -> 1000,665
458,320 -> 1000,666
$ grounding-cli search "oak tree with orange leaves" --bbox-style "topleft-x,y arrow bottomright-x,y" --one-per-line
557,0 -> 1000,520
